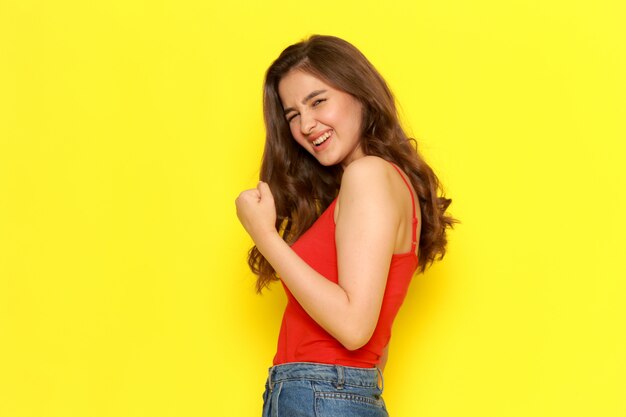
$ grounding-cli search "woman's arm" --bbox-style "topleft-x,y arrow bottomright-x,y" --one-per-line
237,156 -> 399,350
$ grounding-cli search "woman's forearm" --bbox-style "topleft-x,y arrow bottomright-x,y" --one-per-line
256,231 -> 370,350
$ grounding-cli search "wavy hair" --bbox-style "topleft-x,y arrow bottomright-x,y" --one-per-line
249,34 -> 458,293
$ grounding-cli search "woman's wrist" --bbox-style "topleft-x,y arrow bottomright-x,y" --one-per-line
254,230 -> 282,257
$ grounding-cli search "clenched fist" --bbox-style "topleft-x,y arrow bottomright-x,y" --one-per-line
235,181 -> 278,246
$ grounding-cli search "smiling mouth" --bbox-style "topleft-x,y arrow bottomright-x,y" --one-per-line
313,130 -> 332,146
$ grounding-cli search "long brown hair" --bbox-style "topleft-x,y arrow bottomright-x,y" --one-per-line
249,34 -> 457,293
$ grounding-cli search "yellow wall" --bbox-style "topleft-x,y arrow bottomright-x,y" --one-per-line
1,1 -> 624,416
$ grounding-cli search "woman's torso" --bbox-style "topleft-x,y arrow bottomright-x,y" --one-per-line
273,158 -> 421,368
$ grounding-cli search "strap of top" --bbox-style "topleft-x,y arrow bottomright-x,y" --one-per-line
389,162 -> 418,253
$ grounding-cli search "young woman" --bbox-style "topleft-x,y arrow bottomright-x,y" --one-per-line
236,34 -> 456,417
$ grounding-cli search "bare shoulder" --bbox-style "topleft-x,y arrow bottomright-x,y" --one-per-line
335,156 -> 397,221
340,155 -> 394,190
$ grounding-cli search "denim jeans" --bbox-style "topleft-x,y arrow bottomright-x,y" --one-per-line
262,362 -> 389,417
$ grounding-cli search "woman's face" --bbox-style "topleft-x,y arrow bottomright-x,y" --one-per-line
278,69 -> 365,168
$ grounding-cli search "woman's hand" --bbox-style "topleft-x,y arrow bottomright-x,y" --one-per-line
235,181 -> 278,247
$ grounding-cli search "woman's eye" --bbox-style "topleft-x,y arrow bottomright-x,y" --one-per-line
287,114 -> 298,122
312,99 -> 325,106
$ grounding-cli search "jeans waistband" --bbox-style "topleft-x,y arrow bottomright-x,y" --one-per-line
267,362 -> 383,392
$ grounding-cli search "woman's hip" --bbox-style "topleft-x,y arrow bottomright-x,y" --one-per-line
262,362 -> 388,417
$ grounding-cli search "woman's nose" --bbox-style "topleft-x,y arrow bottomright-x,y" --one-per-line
300,112 -> 317,135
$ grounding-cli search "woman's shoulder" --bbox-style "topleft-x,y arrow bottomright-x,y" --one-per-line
337,156 -> 398,210
337,155 -> 416,219
341,155 -> 394,186
343,154 -> 391,171
334,155 -> 409,235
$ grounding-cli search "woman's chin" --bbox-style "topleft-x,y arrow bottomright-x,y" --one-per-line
314,157 -> 340,167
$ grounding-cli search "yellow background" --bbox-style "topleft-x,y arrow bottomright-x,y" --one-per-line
1,0 -> 625,416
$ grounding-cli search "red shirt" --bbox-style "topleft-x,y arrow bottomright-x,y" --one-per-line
273,162 -> 419,368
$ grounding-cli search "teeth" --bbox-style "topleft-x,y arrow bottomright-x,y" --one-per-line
313,131 -> 332,145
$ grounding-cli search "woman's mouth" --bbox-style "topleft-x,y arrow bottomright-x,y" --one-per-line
313,130 -> 332,147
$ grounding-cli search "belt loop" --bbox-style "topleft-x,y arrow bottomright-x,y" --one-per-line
335,365 -> 345,390
268,366 -> 274,392
375,366 -> 384,393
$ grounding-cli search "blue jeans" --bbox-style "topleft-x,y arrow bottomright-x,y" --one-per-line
262,362 -> 389,417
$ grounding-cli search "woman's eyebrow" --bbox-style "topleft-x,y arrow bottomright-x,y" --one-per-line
283,89 -> 327,115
